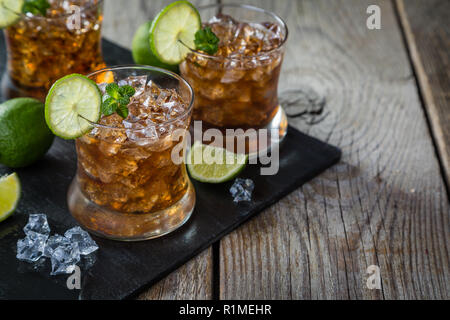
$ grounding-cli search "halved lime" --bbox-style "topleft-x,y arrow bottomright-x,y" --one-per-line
187,142 -> 248,183
0,0 -> 23,28
0,173 -> 20,222
45,74 -> 102,139
0,98 -> 54,168
149,0 -> 201,65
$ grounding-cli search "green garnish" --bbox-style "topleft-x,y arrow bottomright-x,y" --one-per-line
22,0 -> 50,16
194,26 -> 219,55
101,83 -> 135,119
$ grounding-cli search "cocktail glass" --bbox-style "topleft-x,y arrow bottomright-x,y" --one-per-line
2,0 -> 105,101
180,4 -> 288,155
67,66 -> 196,241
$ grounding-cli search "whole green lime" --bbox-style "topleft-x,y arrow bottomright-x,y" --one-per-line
132,20 -> 180,73
0,98 -> 54,168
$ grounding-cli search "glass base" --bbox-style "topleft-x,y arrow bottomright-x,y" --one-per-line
192,105 -> 288,158
67,178 -> 196,241
251,104 -> 288,158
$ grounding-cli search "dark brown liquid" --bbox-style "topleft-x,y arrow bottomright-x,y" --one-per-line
180,15 -> 285,129
3,0 -> 105,101
76,136 -> 189,214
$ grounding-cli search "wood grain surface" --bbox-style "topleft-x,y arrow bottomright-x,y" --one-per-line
396,0 -> 450,188
103,0 -> 450,299
217,0 -> 449,299
137,248 -> 213,300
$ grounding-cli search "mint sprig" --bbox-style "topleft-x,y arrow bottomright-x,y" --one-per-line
22,0 -> 50,16
194,27 -> 220,55
101,83 -> 135,119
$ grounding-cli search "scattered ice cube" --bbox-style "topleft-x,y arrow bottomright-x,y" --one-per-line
16,213 -> 99,275
16,232 -> 49,262
64,226 -> 99,255
230,178 -> 254,203
23,214 -> 50,236
50,242 -> 80,275
43,234 -> 71,258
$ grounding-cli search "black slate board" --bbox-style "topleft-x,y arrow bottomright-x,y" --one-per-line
0,34 -> 341,299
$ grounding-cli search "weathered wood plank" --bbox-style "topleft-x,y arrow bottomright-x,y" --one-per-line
137,248 -> 213,300
103,0 -> 215,300
396,0 -> 450,188
219,0 -> 449,299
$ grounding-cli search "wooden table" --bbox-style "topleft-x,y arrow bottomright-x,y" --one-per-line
103,0 -> 449,299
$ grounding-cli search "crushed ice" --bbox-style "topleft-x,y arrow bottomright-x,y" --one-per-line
16,214 -> 98,275
230,178 -> 254,203
64,226 -> 99,256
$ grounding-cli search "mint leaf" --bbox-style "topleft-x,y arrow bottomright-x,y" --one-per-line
101,84 -> 135,119
101,97 -> 118,116
105,83 -> 120,99
118,96 -> 130,106
116,104 -> 129,119
194,27 -> 220,55
22,0 -> 50,16
118,85 -> 135,97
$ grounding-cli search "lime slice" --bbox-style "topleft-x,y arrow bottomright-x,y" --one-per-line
0,173 -> 20,222
0,0 -> 23,28
187,142 -> 248,183
45,74 -> 102,139
149,0 -> 201,65
132,20 -> 179,73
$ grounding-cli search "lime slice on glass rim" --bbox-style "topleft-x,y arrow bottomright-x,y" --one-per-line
132,20 -> 179,73
187,141 -> 248,183
0,173 -> 21,222
45,74 -> 102,139
149,0 -> 201,65
0,0 -> 23,28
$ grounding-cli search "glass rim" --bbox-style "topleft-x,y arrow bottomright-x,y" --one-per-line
12,0 -> 104,22
85,65 -> 195,132
182,3 -> 289,61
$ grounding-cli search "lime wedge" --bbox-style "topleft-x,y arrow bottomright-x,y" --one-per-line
187,142 -> 248,183
0,173 -> 20,222
149,0 -> 201,65
45,74 -> 102,139
0,0 -> 23,28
